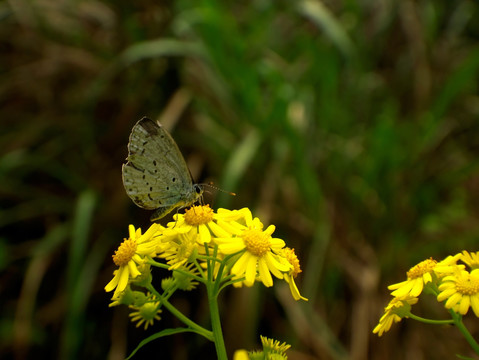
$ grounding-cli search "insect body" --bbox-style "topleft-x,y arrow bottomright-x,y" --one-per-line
122,117 -> 203,221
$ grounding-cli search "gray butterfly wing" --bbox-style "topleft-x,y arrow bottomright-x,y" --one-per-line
122,117 -> 196,216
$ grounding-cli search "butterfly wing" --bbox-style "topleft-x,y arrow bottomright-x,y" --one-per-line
122,117 -> 195,215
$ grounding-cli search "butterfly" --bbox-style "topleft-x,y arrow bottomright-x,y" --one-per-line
122,117 -> 203,221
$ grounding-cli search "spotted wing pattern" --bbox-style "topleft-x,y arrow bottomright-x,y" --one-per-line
122,117 -> 201,220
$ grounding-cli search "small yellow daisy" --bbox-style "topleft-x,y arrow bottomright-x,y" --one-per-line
459,251 -> 479,270
437,268 -> 479,317
388,258 -> 437,298
232,350 -> 250,360
129,297 -> 162,330
105,223 -> 161,298
433,253 -> 463,278
158,231 -> 199,270
260,335 -> 291,354
278,247 -> 308,301
155,205 -> 248,269
167,205 -> 246,244
373,297 -> 418,336
215,209 -> 291,287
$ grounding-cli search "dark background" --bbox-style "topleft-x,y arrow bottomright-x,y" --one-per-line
2,0 -> 479,359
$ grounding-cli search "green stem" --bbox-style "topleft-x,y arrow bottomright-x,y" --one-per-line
217,276 -> 248,294
212,249 -> 245,295
147,259 -> 205,283
146,284 -> 213,341
448,309 -> 479,355
408,312 -> 454,325
203,244 -> 228,359
207,282 -> 228,360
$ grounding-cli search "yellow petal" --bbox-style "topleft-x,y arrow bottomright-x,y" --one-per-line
244,255 -> 258,286
198,224 -> 211,243
128,225 -> 136,240
231,253 -> 250,276
258,258 -> 273,287
104,270 -> 120,292
114,267 -> 130,296
208,221 -> 232,238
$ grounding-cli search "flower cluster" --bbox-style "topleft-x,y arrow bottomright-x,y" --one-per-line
105,206 -> 307,328
373,251 -> 479,337
233,335 -> 291,360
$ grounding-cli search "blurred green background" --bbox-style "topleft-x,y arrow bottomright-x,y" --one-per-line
2,0 -> 479,359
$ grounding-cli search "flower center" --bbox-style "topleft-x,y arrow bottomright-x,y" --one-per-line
407,258 -> 437,279
184,205 -> 214,226
138,301 -> 161,321
283,247 -> 302,277
242,228 -> 270,257
456,273 -> 479,296
113,238 -> 137,266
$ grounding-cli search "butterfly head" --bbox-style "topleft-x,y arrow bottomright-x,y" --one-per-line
193,184 -> 204,200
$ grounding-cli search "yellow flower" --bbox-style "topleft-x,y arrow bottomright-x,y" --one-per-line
233,350 -> 250,360
260,335 -> 291,354
215,209 -> 291,287
168,205 -> 245,244
156,205 -> 247,269
433,253 -> 463,278
109,289 -> 148,308
459,251 -> 479,270
437,268 -> 479,317
105,224 -> 161,298
278,247 -> 308,301
172,263 -> 200,291
388,258 -> 437,298
158,230 -> 199,270
129,296 -> 162,330
373,297 -> 418,336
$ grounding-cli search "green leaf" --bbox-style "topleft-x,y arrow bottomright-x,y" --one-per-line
126,328 -> 208,359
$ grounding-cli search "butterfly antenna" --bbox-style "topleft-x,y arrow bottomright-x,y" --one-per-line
201,182 -> 236,196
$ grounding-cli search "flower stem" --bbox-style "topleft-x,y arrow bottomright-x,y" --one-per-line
408,312 -> 454,325
449,310 -> 479,355
203,244 -> 228,359
147,259 -> 205,283
146,284 -> 213,341
207,283 -> 228,360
